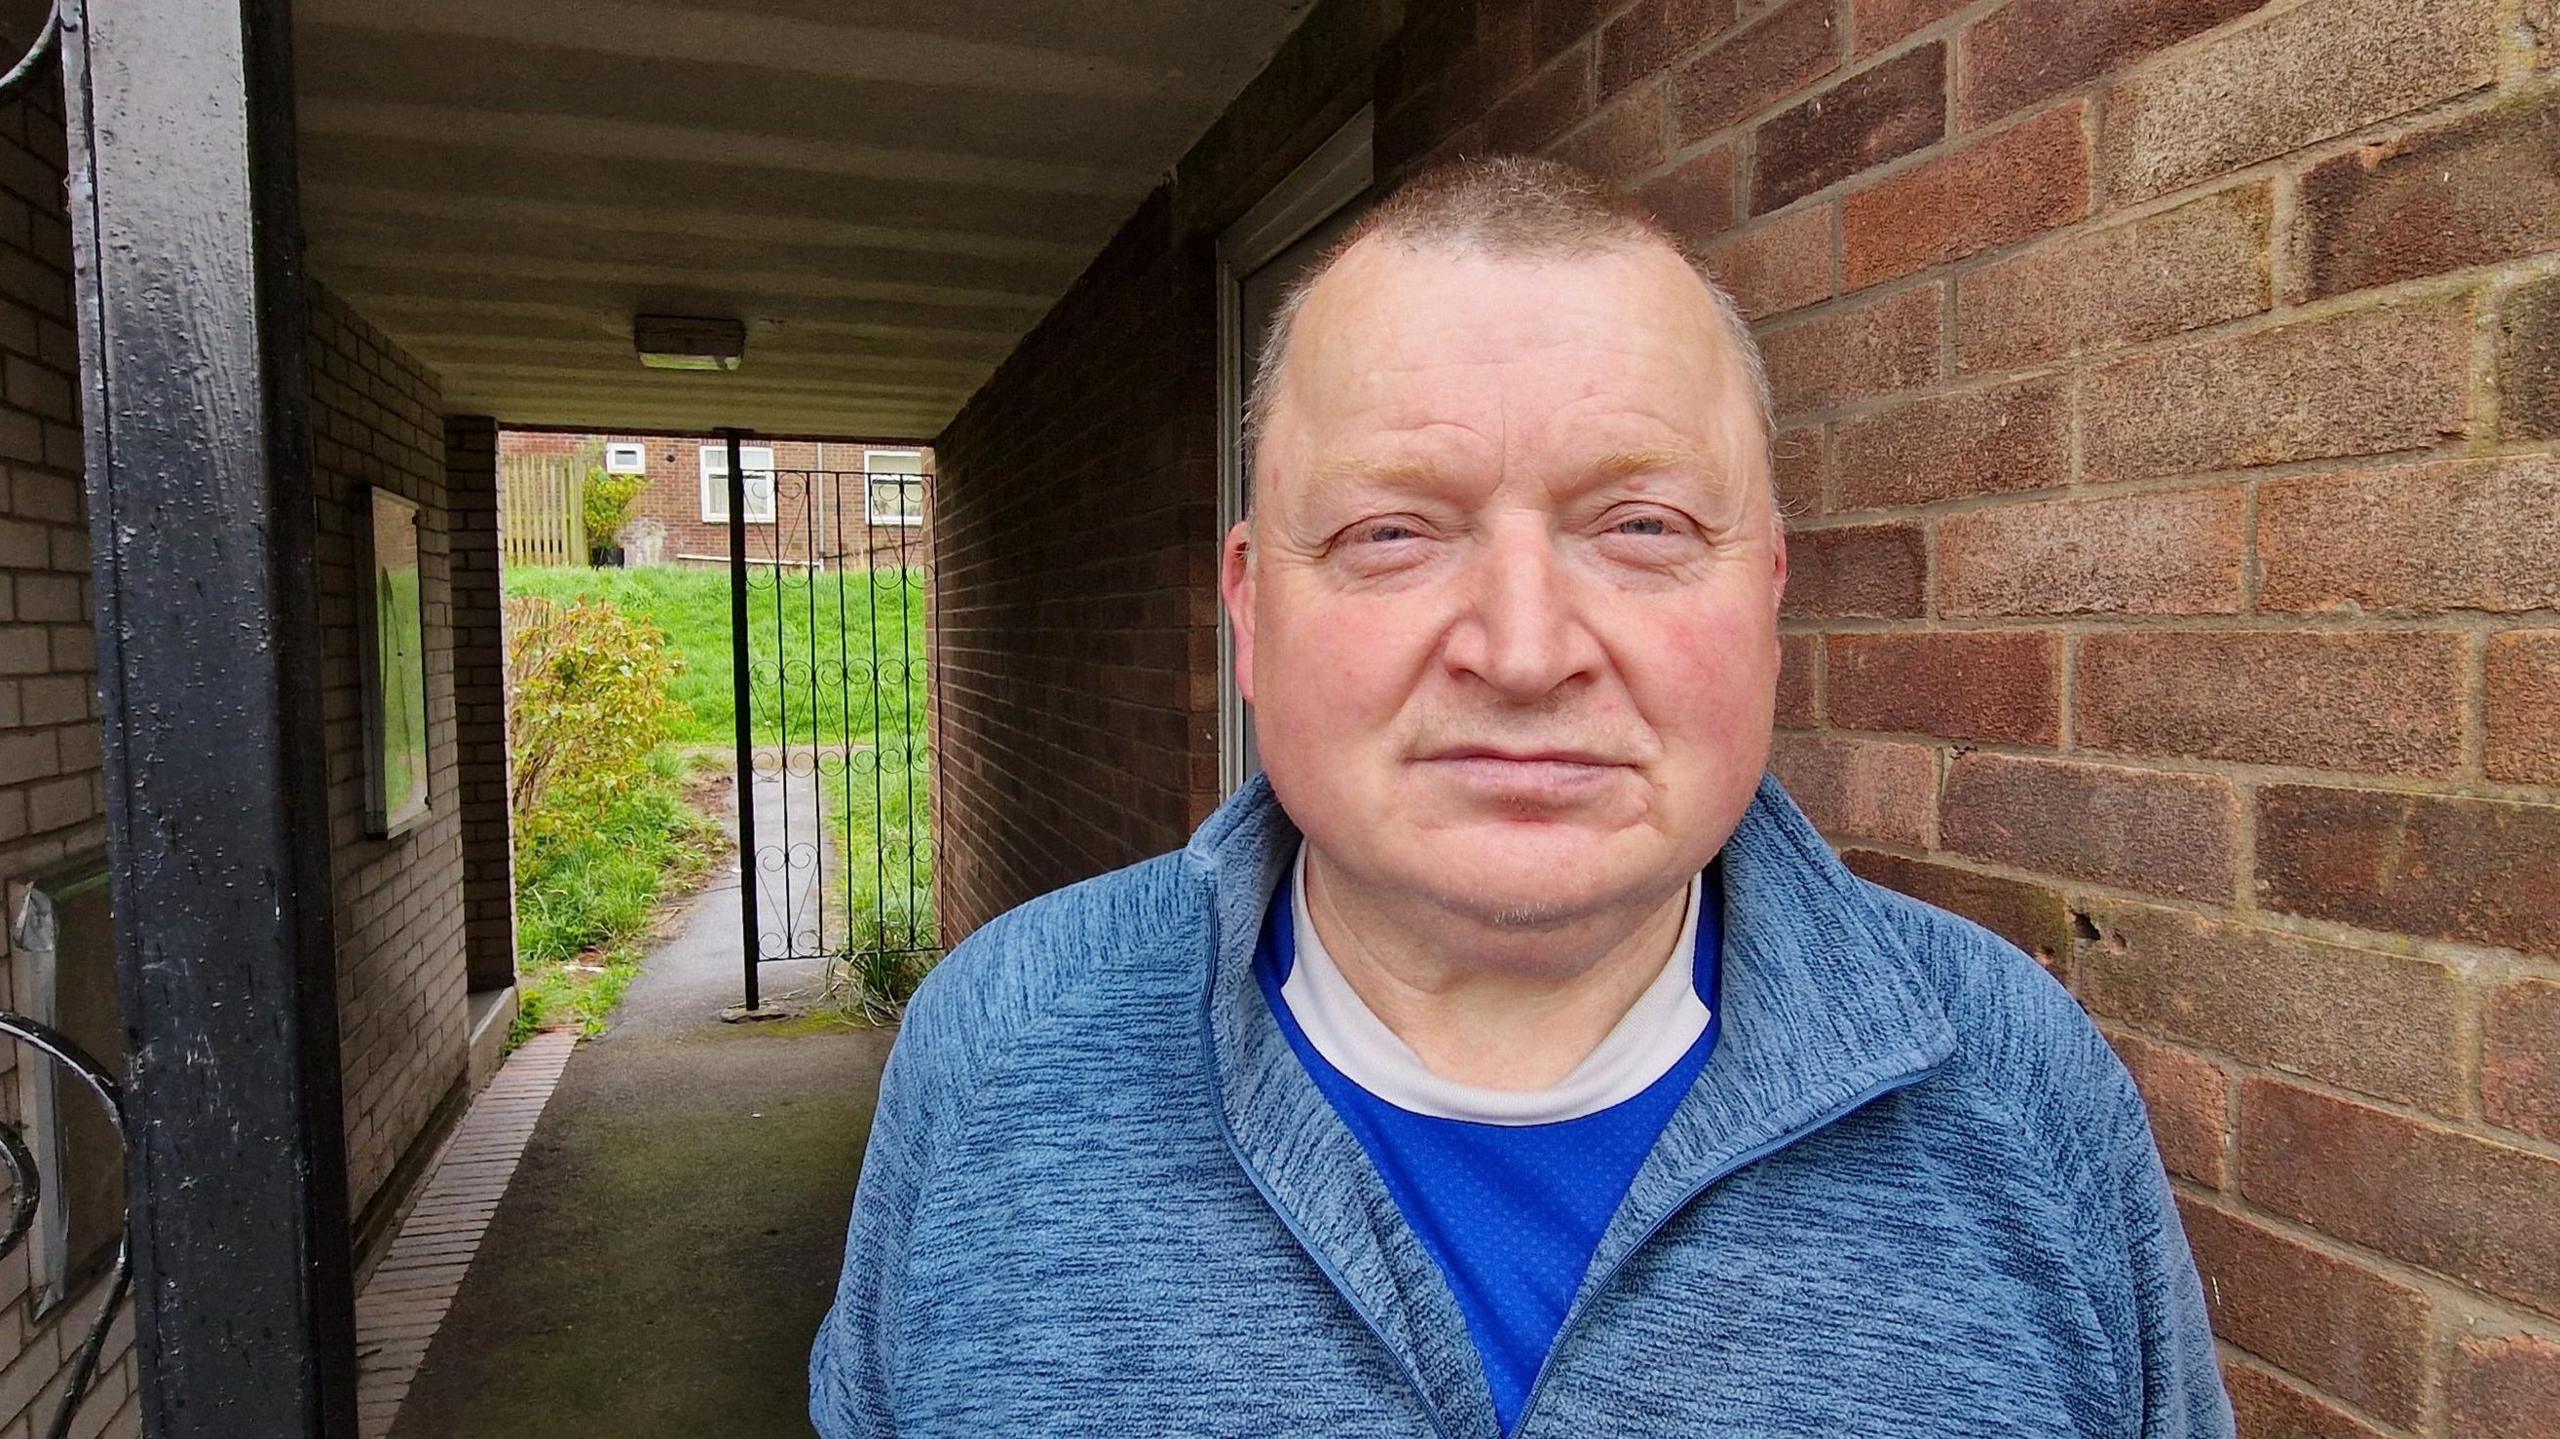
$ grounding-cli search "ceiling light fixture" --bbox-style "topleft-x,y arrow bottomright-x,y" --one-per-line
633,314 -> 745,371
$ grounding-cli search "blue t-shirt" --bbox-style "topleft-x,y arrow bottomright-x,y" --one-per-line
1256,874 -> 1722,1433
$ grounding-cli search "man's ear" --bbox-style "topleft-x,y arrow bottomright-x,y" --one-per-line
1220,520 -> 1257,705
1768,506 -> 1789,618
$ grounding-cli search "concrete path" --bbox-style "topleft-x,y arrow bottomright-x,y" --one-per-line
389,773 -> 898,1439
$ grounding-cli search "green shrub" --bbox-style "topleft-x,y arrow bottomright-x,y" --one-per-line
505,595 -> 688,862
510,751 -> 722,1043
586,466 -> 650,547
583,465 -> 648,547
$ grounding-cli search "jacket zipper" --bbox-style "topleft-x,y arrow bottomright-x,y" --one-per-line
1196,859 -> 1465,1439
1213,1106 -> 1463,1439
1506,1066 -> 1933,1439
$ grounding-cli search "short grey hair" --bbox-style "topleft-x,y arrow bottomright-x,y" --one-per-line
1242,154 -> 1774,507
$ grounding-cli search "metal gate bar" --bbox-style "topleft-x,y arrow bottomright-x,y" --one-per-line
723,429 -> 761,1010
729,455 -> 937,1011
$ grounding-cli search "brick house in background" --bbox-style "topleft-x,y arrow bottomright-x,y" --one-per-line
499,432 -> 932,567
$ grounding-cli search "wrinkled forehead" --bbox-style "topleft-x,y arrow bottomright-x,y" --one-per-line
1257,236 -> 1765,502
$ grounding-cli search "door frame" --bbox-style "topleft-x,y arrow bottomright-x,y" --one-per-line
1212,105 -> 1373,796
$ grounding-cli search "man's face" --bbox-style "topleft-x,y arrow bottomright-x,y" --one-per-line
1224,236 -> 1785,941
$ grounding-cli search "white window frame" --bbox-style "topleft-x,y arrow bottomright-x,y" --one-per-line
1214,106 -> 1372,796
700,444 -> 776,523
603,441 -> 647,474
863,449 -> 926,527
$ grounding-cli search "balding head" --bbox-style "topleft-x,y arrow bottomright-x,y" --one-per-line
1244,154 -> 1772,513
1218,155 -> 1791,949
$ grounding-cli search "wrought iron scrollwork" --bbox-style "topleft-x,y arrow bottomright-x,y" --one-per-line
0,1010 -> 131,1439
0,4 -> 57,108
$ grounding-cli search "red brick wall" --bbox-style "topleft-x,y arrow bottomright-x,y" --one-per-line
936,0 -> 2560,1429
0,55 -> 483,1439
0,82 -> 138,1439
927,189 -> 1222,937
0,90 -> 481,1439
447,416 -> 516,992
498,432 -> 931,567
308,284 -> 473,1221
929,0 -> 1396,939
1396,0 -> 2560,1432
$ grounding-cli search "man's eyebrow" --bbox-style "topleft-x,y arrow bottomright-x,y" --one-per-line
1297,448 -> 1736,497
1585,448 -> 1708,481
1302,455 -> 1447,491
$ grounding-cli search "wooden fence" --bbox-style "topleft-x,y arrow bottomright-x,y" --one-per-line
500,456 -> 589,568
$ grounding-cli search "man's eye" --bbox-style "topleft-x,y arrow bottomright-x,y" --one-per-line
1611,513 -> 1676,537
1355,522 -> 1421,544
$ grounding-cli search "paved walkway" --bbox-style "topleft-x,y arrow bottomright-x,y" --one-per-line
355,1031 -> 579,1436
378,773 -> 898,1438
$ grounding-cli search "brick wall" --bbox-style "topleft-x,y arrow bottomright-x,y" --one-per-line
927,188 -> 1222,938
308,284 -> 473,1221
447,416 -> 515,992
1377,0 -> 2560,1432
499,431 -> 931,568
0,81 -> 138,1439
934,0 -> 2560,1430
929,0 -> 1398,939
0,55 -> 483,1439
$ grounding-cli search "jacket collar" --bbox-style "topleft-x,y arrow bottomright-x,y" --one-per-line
1185,773 -> 1956,1437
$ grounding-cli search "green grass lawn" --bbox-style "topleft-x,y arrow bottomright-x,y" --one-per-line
506,564 -> 929,747
508,564 -> 938,1011
510,750 -> 726,1044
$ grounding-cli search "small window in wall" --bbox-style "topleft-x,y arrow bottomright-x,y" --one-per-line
864,448 -> 925,527
701,444 -> 776,523
603,442 -> 647,474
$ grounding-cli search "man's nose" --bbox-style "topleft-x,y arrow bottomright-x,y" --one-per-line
1442,523 -> 1600,699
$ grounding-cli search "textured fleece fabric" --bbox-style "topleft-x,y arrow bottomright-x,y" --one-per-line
1260,864 -> 1724,1433
810,773 -> 2235,1439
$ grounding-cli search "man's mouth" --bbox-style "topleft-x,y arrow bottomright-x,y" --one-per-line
1424,745 -> 1623,767
1414,747 -> 1630,802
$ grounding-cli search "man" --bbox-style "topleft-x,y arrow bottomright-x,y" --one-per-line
811,156 -> 2232,1438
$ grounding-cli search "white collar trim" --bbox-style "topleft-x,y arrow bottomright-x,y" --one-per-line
1279,844 -> 1709,1126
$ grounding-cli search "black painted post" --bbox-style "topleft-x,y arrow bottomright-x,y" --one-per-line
60,2 -> 360,1435
726,429 -> 762,1011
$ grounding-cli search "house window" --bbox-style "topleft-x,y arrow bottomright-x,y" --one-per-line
865,449 -> 926,527
700,444 -> 776,523
604,442 -> 647,474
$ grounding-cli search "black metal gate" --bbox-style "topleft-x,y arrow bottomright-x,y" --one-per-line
723,434 -> 936,1016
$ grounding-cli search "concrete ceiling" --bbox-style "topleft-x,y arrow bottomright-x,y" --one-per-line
293,0 -> 1318,439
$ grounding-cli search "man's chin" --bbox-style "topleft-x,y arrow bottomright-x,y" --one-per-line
1390,828 -> 1664,931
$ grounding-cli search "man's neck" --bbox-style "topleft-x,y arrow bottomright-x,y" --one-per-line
1298,846 -> 1693,1091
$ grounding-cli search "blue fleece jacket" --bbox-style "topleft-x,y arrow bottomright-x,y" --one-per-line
810,774 -> 2235,1439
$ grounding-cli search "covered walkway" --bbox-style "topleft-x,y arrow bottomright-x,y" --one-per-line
363,790 -> 893,1439
40,3 -> 2558,1437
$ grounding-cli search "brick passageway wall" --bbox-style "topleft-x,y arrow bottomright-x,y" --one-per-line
0,81 -> 492,1437
933,0 -> 2560,1432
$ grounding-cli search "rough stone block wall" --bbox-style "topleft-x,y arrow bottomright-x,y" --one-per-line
1369,0 -> 2560,1431
931,0 -> 2560,1429
308,284 -> 471,1221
